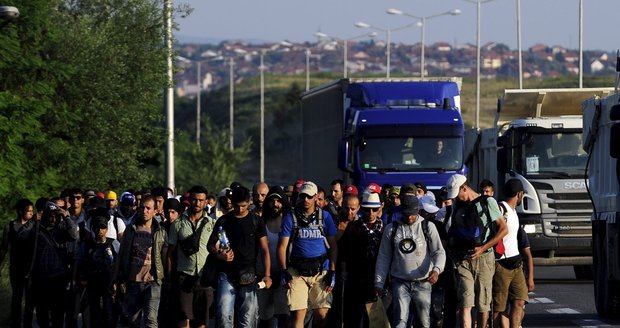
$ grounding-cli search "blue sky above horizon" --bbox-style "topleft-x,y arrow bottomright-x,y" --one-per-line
174,0 -> 618,52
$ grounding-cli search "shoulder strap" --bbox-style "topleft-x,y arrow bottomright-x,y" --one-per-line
478,196 -> 493,229
286,211 -> 297,264
317,209 -> 330,250
387,221 -> 400,271
112,213 -> 120,239
422,219 -> 431,246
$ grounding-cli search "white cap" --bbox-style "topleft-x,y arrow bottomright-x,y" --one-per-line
446,174 -> 467,199
361,192 -> 381,208
299,181 -> 318,197
422,202 -> 440,214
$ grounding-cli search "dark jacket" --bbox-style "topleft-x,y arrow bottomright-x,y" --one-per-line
116,219 -> 167,284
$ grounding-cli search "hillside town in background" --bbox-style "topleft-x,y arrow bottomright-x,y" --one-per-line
175,38 -> 616,97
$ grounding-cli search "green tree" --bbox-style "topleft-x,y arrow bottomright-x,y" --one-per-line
174,119 -> 252,193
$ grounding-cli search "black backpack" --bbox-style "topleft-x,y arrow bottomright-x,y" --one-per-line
447,195 -> 492,251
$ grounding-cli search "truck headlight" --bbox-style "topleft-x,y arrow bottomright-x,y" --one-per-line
523,224 -> 539,234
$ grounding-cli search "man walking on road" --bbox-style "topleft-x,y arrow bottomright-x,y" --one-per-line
444,174 -> 508,328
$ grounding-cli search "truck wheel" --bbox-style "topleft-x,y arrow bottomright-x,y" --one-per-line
573,265 -> 593,280
593,220 -> 620,318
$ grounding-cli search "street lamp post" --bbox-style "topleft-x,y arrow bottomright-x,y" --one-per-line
354,22 -> 391,77
464,0 -> 496,129
196,61 -> 201,149
355,22 -> 419,78
259,51 -> 266,182
386,8 -> 461,78
315,31 -> 376,78
305,49 -> 311,91
229,57 -> 234,150
164,0 -> 175,192
517,0 -> 523,89
579,0 -> 583,88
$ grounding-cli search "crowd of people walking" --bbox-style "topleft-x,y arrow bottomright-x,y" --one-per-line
0,176 -> 534,328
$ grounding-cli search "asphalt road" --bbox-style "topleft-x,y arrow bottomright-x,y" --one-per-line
521,266 -> 620,328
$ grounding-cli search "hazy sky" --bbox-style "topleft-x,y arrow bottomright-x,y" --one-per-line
174,0 -> 618,52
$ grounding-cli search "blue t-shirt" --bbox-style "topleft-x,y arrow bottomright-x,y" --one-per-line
280,209 -> 336,259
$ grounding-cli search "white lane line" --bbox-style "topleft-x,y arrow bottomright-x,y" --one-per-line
547,308 -> 581,314
576,318 -> 612,327
530,297 -> 554,304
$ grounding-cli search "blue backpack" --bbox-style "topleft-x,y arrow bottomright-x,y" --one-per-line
447,196 -> 492,251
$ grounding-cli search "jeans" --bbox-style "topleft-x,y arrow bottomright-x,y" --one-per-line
391,278 -> 432,328
216,272 -> 258,328
124,281 -> 161,328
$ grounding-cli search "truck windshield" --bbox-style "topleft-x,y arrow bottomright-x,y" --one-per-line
522,132 -> 586,176
359,137 -> 463,172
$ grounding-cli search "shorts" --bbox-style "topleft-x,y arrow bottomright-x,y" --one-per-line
287,268 -> 332,311
177,273 -> 214,324
455,251 -> 495,312
492,263 -> 529,312
258,286 -> 290,320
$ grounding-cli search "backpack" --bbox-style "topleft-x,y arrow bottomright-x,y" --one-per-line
286,209 -> 330,276
447,195 -> 493,251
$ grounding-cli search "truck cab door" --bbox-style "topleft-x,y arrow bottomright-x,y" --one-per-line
338,137 -> 354,173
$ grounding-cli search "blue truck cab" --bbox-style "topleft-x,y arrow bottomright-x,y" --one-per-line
301,78 -> 466,193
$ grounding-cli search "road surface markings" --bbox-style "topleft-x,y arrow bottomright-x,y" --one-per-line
575,318 -> 612,327
547,308 -> 580,314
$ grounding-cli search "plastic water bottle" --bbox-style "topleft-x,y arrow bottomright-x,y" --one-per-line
218,226 -> 230,250
105,247 -> 114,265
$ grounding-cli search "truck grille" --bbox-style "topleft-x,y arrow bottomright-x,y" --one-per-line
531,182 -> 593,238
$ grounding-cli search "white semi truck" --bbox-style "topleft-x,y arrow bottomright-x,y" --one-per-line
583,89 -> 620,317
465,88 -> 613,278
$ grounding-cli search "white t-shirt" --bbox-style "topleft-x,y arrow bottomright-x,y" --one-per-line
499,201 -> 520,258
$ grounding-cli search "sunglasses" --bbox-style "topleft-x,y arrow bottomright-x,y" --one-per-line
299,194 -> 314,200
70,195 -> 82,200
362,207 -> 380,212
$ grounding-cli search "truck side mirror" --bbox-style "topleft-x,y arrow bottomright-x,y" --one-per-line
610,104 -> 620,159
497,148 -> 508,173
338,138 -> 353,173
497,135 -> 507,148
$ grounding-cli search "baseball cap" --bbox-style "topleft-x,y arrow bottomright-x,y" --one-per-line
91,216 -> 109,230
120,192 -> 136,205
422,202 -> 440,214
267,185 -> 286,200
299,181 -> 318,197
105,191 -> 117,200
361,192 -> 381,208
345,185 -> 358,196
446,174 -> 467,199
84,190 -> 96,197
400,183 -> 417,195
294,179 -> 305,193
218,188 -> 232,198
44,201 -> 62,214
365,183 -> 381,194
389,186 -> 401,196
400,194 -> 420,217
